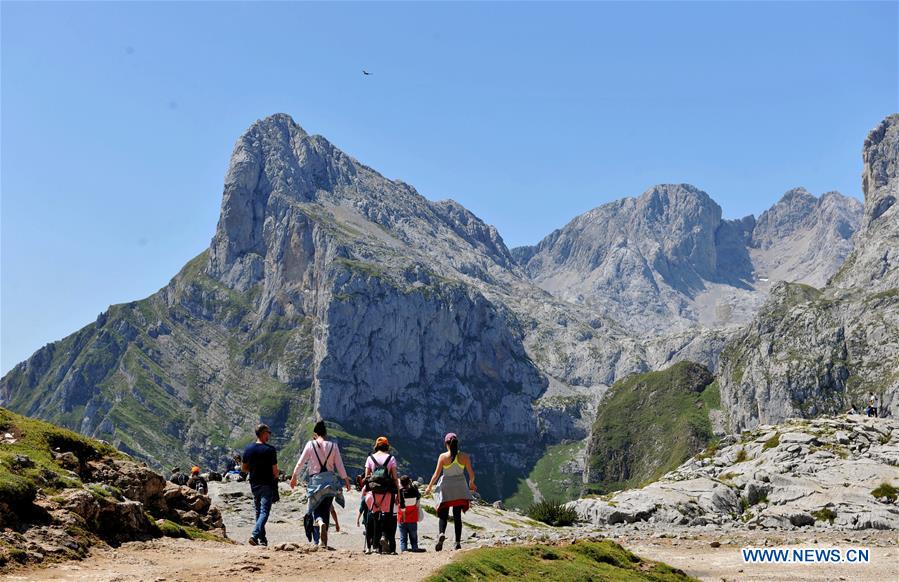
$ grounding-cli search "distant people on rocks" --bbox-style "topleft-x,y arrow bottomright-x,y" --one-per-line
398,475 -> 424,552
169,467 -> 188,486
290,420 -> 351,549
242,423 -> 280,547
424,433 -> 477,551
187,466 -> 208,495
224,454 -> 246,481
363,436 -> 400,554
866,392 -> 879,417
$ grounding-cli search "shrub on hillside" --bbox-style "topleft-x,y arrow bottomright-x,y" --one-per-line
526,499 -> 578,526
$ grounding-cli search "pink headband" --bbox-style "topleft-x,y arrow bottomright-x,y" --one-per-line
444,432 -> 457,443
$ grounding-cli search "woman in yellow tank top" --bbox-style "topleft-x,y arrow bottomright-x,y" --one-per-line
424,433 -> 476,551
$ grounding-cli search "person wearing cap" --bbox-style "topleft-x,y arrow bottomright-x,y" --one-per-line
424,433 -> 476,551
186,466 -> 208,495
242,423 -> 280,547
364,436 -> 400,554
290,420 -> 351,549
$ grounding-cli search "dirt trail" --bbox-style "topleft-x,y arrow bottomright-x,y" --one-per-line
5,480 -> 897,581
5,538 -> 454,582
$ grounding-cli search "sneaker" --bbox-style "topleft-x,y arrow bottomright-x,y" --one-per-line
364,548 -> 372,555
411,548 -> 426,553
454,542 -> 462,550
435,533 -> 446,552
247,537 -> 258,546
379,536 -> 389,554
259,539 -> 268,547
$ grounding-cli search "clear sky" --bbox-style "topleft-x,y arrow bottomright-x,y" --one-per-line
2,1 -> 897,373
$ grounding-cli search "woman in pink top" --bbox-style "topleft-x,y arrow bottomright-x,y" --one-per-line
364,436 -> 400,554
289,420 -> 350,548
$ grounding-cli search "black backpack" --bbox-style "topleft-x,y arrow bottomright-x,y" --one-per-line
366,454 -> 395,493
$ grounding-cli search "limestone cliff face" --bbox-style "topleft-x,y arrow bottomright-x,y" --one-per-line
719,115 -> 899,430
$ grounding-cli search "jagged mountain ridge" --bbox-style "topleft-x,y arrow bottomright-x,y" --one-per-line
513,184 -> 862,335
719,114 -> 899,429
2,114 -> 692,498
0,112 -> 883,502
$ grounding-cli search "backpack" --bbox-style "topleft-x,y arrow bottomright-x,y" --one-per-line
366,454 -> 395,493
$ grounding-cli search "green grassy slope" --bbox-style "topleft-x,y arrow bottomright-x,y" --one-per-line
504,441 -> 584,509
584,361 -> 719,494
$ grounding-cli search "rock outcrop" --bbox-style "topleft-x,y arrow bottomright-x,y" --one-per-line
571,415 -> 899,530
719,115 -> 899,430
0,408 -> 224,571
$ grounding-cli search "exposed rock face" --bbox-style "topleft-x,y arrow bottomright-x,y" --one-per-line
719,115 -> 899,430
0,408 -> 224,570
514,185 -> 861,335
751,188 -> 862,288
571,416 -> 899,530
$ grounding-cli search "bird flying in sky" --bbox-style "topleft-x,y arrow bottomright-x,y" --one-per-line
362,70 -> 372,76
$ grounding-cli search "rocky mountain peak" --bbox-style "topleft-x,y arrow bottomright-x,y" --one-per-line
750,187 -> 818,250
861,113 -> 899,226
634,183 -> 721,221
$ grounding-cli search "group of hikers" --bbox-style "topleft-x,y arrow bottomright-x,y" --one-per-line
169,465 -> 208,495
847,391 -> 881,418
241,420 -> 476,553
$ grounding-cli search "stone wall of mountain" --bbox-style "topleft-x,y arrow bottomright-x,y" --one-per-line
513,185 -> 861,335
719,115 -> 899,430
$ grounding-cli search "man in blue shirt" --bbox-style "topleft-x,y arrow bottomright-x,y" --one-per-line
242,423 -> 279,546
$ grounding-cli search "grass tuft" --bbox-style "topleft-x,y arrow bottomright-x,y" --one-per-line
427,540 -> 697,581
525,500 -> 578,527
871,482 -> 898,503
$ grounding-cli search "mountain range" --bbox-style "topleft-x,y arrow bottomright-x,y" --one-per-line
2,112 -> 895,501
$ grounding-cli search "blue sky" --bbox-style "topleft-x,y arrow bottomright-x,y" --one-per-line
1,1 -> 897,373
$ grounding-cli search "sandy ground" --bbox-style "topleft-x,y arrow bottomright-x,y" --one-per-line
621,532 -> 899,582
5,481 -> 897,582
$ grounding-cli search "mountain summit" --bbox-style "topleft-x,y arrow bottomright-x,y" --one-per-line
513,182 -> 861,334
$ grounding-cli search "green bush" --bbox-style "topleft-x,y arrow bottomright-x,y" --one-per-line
525,500 -> 578,527
871,482 -> 898,503
811,507 -> 837,524
762,433 -> 780,450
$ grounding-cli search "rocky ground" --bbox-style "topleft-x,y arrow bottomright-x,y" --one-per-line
0,409 -> 224,571
571,415 -> 899,531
